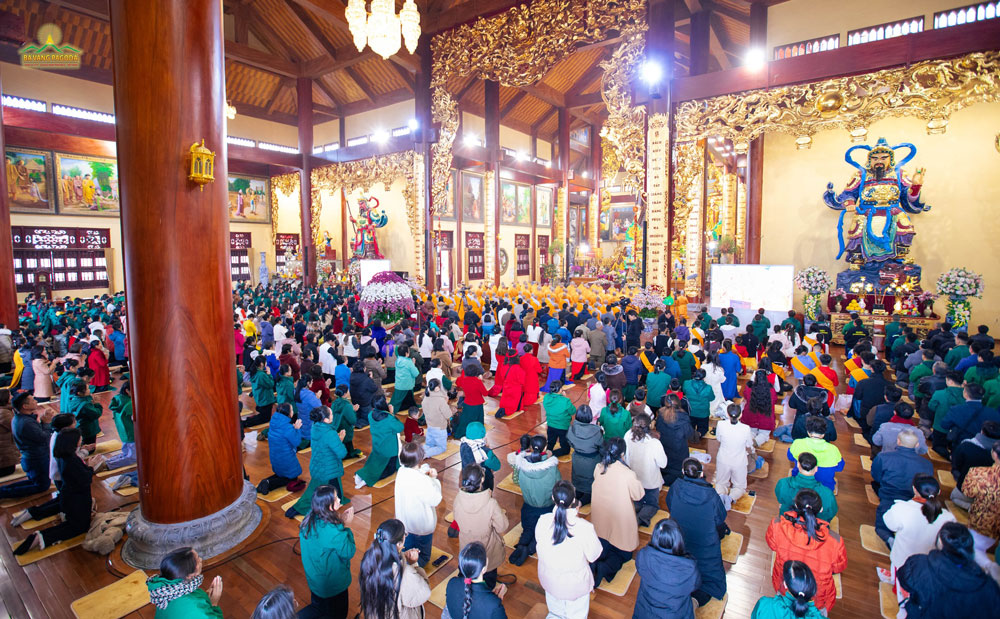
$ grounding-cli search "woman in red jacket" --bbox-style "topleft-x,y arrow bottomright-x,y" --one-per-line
496,355 -> 525,419
519,343 -> 542,408
740,369 -> 778,447
766,489 -> 846,613
486,338 -> 512,398
86,338 -> 111,393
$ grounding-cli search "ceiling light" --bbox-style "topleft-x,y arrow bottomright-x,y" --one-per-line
463,133 -> 478,147
640,60 -> 663,85
516,151 -> 528,161
581,171 -> 589,178
408,118 -> 419,131
373,129 -> 389,143
744,47 -> 767,71
346,0 -> 421,60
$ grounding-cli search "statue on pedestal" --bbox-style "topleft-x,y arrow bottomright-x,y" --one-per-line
822,137 -> 931,293
349,196 -> 388,260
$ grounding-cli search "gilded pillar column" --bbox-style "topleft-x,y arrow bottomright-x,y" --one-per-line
110,0 -> 260,568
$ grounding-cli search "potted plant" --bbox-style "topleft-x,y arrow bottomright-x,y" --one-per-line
717,235 -> 738,263
794,267 -> 833,320
359,271 -> 416,327
936,267 -> 983,327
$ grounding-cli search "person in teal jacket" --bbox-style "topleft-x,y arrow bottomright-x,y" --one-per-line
645,360 -> 671,412
67,379 -> 103,448
146,547 -> 223,618
56,359 -> 80,413
354,397 -> 404,488
243,357 -> 275,428
672,342 -> 697,383
329,387 -> 360,458
275,364 -> 295,404
964,350 -> 999,386
289,406 -> 348,518
542,381 -> 575,456
107,381 -> 135,470
390,346 -> 420,413
683,369 -> 715,437
299,485 -> 356,617
751,559 -> 825,618
599,389 -> 632,439
773,452 -> 837,522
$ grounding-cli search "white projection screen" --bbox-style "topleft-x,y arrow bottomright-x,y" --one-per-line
709,264 -> 794,312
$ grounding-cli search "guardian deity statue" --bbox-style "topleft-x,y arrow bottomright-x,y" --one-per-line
349,196 -> 388,260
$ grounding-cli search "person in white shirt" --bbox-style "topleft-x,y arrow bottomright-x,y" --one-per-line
882,474 -> 957,600
488,332 -> 503,372
535,480 -> 603,619
393,441 -> 442,569
273,321 -> 288,343
720,316 -> 739,342
527,320 -> 544,350
702,351 -> 728,419
318,340 -> 337,379
714,403 -> 755,510
87,320 -> 104,336
623,414 -> 668,513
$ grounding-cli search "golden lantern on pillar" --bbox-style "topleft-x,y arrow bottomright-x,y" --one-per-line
188,139 -> 215,191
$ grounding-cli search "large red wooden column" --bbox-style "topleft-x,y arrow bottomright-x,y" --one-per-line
485,80 -> 501,286
297,77 -> 316,285
745,2 -> 767,263
0,74 -> 18,330
110,0 -> 260,568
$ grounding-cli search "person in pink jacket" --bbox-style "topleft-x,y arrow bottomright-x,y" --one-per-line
535,480 -> 603,618
569,330 -> 591,381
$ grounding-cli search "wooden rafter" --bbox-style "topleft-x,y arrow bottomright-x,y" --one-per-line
345,66 -> 377,102
389,61 -> 416,91
454,75 -> 481,102
702,0 -> 749,23
314,78 -> 342,108
226,41 -> 299,77
340,88 -> 413,116
499,90 -> 527,118
709,12 -> 742,65
284,0 -> 340,59
267,79 -> 295,115
686,0 -> 732,70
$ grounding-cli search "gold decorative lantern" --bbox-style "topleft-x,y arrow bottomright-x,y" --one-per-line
188,139 -> 215,191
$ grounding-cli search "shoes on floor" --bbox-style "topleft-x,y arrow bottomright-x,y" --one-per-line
877,566 -> 893,584
110,475 -> 132,491
354,474 -> 366,489
284,507 -> 300,519
10,510 -> 32,527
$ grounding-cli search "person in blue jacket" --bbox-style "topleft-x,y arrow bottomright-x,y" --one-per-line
293,376 -> 321,447
718,340 -> 743,401
106,324 -> 127,366
257,403 -> 303,495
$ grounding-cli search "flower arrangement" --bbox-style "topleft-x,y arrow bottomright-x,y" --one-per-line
359,271 -> 415,323
912,291 -> 938,304
936,268 -> 984,299
632,287 -> 664,318
717,235 -> 738,255
794,267 -> 833,295
830,287 -> 848,302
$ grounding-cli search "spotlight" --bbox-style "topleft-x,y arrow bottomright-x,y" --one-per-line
744,48 -> 766,71
463,133 -> 478,147
516,151 -> 528,161
641,60 -> 663,85
373,129 -> 389,143
408,118 -> 419,131
581,171 -> 589,178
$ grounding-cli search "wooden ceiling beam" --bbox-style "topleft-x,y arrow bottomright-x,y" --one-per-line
247,4 -> 302,62
566,91 -> 603,109
226,41 -> 299,77
314,78 -> 342,107
458,99 -> 543,140
234,102 -> 298,126
284,0 -> 341,59
453,75 -> 480,102
702,0 -> 750,23
531,107 -> 558,136
267,79 -> 295,115
339,88 -> 414,116
234,2 -> 250,44
499,90 -> 527,118
566,59 -> 607,97
709,13 -> 743,65
44,0 -> 109,20
389,60 -> 416,91
345,65 -> 377,102
686,0 -> 732,70
424,0 -> 525,35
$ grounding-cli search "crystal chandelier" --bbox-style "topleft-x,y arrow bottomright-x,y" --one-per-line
344,0 -> 421,59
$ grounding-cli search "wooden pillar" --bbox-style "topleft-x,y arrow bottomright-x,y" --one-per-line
110,0 -> 259,568
651,0 -> 675,286
485,80 -> 500,286
297,77 -> 315,285
416,35 -> 435,289
745,2 -> 767,263
690,10 -> 711,76
0,74 -> 18,329
590,123 -> 601,254
339,115 -> 348,269
557,107 -> 570,278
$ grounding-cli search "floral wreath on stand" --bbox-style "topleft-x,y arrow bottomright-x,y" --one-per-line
794,267 -> 833,321
359,271 -> 416,327
936,268 -> 984,329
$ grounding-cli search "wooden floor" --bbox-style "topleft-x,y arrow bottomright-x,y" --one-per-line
0,350 -> 925,619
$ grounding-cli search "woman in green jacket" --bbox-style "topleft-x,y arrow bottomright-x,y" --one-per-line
751,560 -> 824,619
599,389 -> 632,439
275,364 -> 295,405
354,396 -> 404,489
56,359 -> 79,413
243,357 -> 275,428
146,547 -> 223,618
289,406 -> 349,518
107,381 -> 135,470
68,379 -> 103,449
390,346 -> 420,413
683,369 -> 715,438
299,485 -> 356,618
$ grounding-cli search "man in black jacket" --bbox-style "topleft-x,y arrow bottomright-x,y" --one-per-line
0,393 -> 55,499
348,362 -> 377,429
950,420 -> 1000,509
851,360 -> 890,435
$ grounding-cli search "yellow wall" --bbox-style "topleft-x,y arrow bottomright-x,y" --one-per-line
345,100 -> 415,141
460,112 -> 553,159
760,102 -> 1000,329
768,0 -> 962,49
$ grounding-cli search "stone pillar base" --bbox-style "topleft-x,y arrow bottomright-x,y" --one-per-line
121,481 -> 261,569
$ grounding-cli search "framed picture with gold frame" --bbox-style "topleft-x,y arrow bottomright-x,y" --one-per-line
461,171 -> 484,223
227,175 -> 271,223
439,170 -> 457,220
536,186 -> 552,227
5,147 -> 55,214
54,153 -> 120,216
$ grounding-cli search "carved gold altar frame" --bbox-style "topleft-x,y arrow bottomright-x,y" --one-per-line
270,172 -> 300,246
311,151 -> 426,284
429,0 -> 647,270
670,50 -> 1000,298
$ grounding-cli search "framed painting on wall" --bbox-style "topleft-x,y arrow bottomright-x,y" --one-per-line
6,148 -> 54,213
601,205 -> 634,242
54,153 -> 120,216
438,170 -> 457,220
228,175 -> 271,223
515,184 -> 531,226
500,180 -> 517,224
461,172 -> 483,223
536,187 -> 552,227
